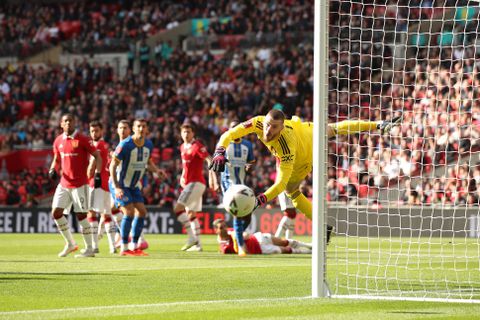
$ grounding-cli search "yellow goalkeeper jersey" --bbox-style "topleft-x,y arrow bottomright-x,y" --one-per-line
218,116 -> 313,201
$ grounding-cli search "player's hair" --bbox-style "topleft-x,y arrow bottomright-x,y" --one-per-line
89,120 -> 103,129
61,113 -> 75,120
180,121 -> 196,132
133,118 -> 147,126
267,109 -> 286,121
118,119 -> 130,128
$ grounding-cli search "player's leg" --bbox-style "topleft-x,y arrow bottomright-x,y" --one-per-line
130,202 -> 149,256
52,185 -> 78,257
285,180 -> 312,219
103,213 -> 117,253
88,187 -> 102,253
285,180 -> 333,244
175,182 -> 205,251
328,115 -> 402,138
72,185 -> 95,258
275,192 -> 296,238
186,183 -> 206,252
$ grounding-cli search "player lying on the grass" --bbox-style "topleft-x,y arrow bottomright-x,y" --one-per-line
213,218 -> 312,254
210,110 -> 401,243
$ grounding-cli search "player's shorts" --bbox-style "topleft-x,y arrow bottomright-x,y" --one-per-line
53,184 -> 89,213
114,186 -> 143,207
89,187 -> 112,214
289,162 -> 313,184
177,182 -> 206,212
278,192 -> 294,210
253,232 -> 281,254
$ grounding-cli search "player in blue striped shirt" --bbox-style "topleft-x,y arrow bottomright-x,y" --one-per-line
221,121 -> 255,256
109,119 -> 166,256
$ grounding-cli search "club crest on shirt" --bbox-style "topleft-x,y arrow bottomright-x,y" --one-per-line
71,140 -> 79,148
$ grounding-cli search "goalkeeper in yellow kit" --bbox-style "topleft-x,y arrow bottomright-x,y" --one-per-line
210,109 -> 401,223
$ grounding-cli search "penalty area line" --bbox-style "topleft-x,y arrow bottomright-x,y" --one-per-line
0,296 -> 312,316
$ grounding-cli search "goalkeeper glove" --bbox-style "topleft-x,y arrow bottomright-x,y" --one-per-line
48,169 -> 58,180
254,193 -> 267,210
378,115 -> 402,135
209,147 -> 227,172
94,172 -> 102,188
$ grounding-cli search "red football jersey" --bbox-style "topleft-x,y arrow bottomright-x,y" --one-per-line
88,139 -> 110,191
180,140 -> 209,185
219,233 -> 262,254
53,132 -> 97,188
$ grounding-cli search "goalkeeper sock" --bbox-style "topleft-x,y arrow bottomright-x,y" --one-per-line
78,217 -> 93,250
332,120 -> 377,136
88,216 -> 99,249
176,212 -> 196,243
289,191 -> 312,220
292,247 -> 312,254
54,216 -> 75,246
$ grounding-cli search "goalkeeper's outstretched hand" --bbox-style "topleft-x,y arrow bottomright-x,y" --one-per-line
209,147 -> 227,172
254,193 -> 267,211
378,114 -> 402,135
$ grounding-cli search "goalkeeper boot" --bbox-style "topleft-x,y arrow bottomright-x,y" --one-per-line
326,225 -> 335,245
58,244 -> 78,257
378,115 -> 402,135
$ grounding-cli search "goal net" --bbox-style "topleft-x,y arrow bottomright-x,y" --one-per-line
326,0 -> 480,302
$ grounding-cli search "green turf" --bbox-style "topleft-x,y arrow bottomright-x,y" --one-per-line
1,234 -> 480,320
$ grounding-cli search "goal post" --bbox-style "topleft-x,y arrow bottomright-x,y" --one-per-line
312,0 -> 330,298
315,0 -> 480,302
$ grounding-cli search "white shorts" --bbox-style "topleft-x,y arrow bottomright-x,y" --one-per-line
253,232 -> 281,254
177,182 -> 206,212
89,187 -> 112,214
53,184 -> 89,213
278,192 -> 294,211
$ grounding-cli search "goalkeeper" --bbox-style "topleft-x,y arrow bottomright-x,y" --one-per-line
210,110 -> 401,240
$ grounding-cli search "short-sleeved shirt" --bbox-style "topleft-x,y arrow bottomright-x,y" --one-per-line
88,139 -> 110,191
180,140 -> 209,185
112,136 -> 153,189
53,131 -> 97,188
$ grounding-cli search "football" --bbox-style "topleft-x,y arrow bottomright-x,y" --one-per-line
223,184 -> 256,217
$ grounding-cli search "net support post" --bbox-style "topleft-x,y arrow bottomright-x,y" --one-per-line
312,0 -> 329,298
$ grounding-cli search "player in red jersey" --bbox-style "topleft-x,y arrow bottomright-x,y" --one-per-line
49,114 -> 103,258
86,120 -> 116,254
212,219 -> 312,254
175,122 -> 218,252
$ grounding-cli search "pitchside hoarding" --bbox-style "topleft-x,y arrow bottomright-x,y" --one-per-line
0,207 -> 312,235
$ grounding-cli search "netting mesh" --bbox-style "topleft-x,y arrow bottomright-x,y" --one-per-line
327,0 -> 480,300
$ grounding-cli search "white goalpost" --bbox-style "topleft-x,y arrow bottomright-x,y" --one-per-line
314,0 -> 480,302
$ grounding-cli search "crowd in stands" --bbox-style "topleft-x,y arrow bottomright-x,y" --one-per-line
327,0 -> 480,207
0,39 -> 313,206
0,0 -> 314,57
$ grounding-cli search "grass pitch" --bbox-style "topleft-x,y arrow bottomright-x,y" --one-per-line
1,234 -> 480,320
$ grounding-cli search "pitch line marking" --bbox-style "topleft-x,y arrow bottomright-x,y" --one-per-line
0,296 -> 312,316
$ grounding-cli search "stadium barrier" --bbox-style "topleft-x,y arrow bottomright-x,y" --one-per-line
0,206 -> 479,237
